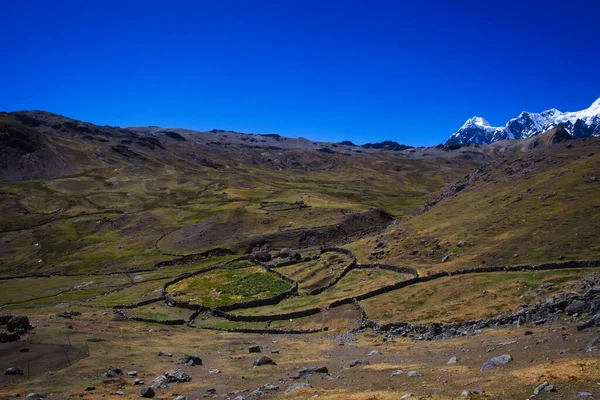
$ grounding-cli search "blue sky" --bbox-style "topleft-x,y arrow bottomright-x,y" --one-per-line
1,0 -> 599,146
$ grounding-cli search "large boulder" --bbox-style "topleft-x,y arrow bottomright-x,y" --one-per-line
105,367 -> 123,377
182,354 -> 202,366
293,366 -> 328,379
253,355 -> 276,367
7,315 -> 31,333
565,300 -> 588,315
164,369 -> 191,383
481,354 -> 513,371
140,387 -> 155,398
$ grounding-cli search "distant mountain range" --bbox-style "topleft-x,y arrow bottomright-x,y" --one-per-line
447,97 -> 600,145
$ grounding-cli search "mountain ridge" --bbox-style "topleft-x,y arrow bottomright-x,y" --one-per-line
447,97 -> 600,145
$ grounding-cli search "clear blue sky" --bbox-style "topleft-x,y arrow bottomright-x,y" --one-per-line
1,0 -> 599,146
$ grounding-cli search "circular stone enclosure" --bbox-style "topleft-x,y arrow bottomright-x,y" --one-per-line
166,265 -> 293,308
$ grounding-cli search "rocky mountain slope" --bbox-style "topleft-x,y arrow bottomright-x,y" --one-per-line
447,97 -> 600,145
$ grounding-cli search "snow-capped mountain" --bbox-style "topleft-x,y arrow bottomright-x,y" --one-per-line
446,97 -> 600,145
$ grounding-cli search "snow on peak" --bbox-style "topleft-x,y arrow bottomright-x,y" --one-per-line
447,97 -> 600,145
462,116 -> 491,129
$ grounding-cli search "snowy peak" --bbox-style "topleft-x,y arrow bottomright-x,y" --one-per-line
461,116 -> 491,129
447,97 -> 600,145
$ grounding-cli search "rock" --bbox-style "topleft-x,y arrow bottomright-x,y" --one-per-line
134,378 -> 144,385
7,315 -> 31,333
585,337 -> 600,352
9,394 -> 20,398
20,347 -> 29,352
173,396 -> 187,400
110,391 -> 124,396
5,367 -> 24,375
447,356 -> 458,364
260,383 -> 279,391
105,367 -> 123,377
164,369 -> 191,383
294,366 -> 328,379
473,388 -> 485,394
349,359 -> 369,367
457,240 -> 466,247
577,313 -> 600,330
441,255 -> 450,263
182,354 -> 202,366
367,350 -> 383,356
248,389 -> 264,398
85,386 -> 95,391
208,368 -> 221,374
544,385 -> 556,392
481,354 -> 513,371
158,350 -> 173,357
279,248 -> 301,260
127,370 -> 137,376
253,355 -> 276,367
407,371 -> 423,377
56,311 -> 81,319
252,251 -> 272,262
141,387 -> 155,398
577,393 -> 593,398
391,370 -> 403,376
533,382 -> 548,395
460,390 -> 469,397
152,375 -> 169,389
400,394 -> 413,399
566,300 -> 588,315
25,394 -> 46,400
248,345 -> 261,353
284,382 -> 311,394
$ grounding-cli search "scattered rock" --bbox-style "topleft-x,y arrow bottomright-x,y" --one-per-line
447,356 -> 458,364
544,385 -> 556,392
25,394 -> 46,400
173,396 -> 187,400
349,359 -> 369,367
260,383 -> 279,391
577,393 -> 593,398
182,354 -> 202,366
293,366 -> 328,379
5,367 -> 24,375
400,394 -> 413,399
141,387 -> 155,398
460,391 -> 469,397
164,369 -> 191,383
253,355 -> 276,367
158,350 -> 173,357
56,311 -> 81,319
407,371 -> 423,377
391,370 -> 403,376
473,388 -> 485,395
284,382 -> 311,394
208,368 -> 221,374
105,367 -> 123,377
367,350 -> 383,356
134,378 -> 144,385
533,382 -> 548,395
566,300 -> 588,315
7,315 -> 31,333
152,375 -> 169,389
441,255 -> 450,263
248,345 -> 261,353
457,240 -> 466,247
127,371 -> 137,376
585,337 -> 600,352
481,354 -> 513,371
